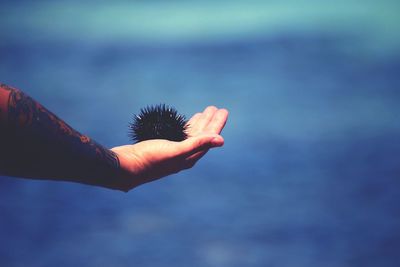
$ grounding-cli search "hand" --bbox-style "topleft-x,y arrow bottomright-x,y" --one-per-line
111,106 -> 228,191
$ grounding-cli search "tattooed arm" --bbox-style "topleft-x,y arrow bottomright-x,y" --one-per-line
0,83 -> 129,190
0,84 -> 228,192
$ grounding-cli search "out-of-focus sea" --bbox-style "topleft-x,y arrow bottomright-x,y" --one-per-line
1,1 -> 399,266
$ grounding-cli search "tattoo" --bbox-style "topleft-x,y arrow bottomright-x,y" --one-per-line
0,84 -> 120,188
0,84 -> 13,91
0,84 -> 13,120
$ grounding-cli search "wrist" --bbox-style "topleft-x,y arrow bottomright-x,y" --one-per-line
106,148 -> 145,192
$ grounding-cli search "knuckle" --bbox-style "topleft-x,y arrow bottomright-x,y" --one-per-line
193,138 -> 204,148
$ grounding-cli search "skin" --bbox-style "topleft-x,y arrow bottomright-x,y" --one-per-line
112,106 -> 228,190
0,83 -> 228,192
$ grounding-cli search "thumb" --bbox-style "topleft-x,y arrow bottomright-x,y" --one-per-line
177,134 -> 224,157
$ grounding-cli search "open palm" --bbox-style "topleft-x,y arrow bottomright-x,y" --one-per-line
111,106 -> 228,191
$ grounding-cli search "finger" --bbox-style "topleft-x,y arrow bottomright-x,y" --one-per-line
175,134 -> 224,158
191,106 -> 218,135
187,112 -> 202,127
204,108 -> 229,134
185,112 -> 202,136
185,149 -> 208,163
182,149 -> 208,170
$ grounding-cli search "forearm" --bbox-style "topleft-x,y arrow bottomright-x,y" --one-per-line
0,83 -> 128,191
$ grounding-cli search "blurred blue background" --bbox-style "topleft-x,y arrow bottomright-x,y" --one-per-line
1,1 -> 400,266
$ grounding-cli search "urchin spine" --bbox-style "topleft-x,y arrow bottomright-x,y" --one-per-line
129,104 -> 188,143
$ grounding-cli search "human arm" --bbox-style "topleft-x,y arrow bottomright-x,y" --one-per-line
0,84 -> 228,191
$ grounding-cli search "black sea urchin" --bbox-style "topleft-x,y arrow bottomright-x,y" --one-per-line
129,104 -> 188,143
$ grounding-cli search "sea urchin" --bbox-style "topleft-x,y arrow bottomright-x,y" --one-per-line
129,104 -> 188,143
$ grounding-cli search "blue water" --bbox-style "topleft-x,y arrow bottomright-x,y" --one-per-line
1,2 -> 400,267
